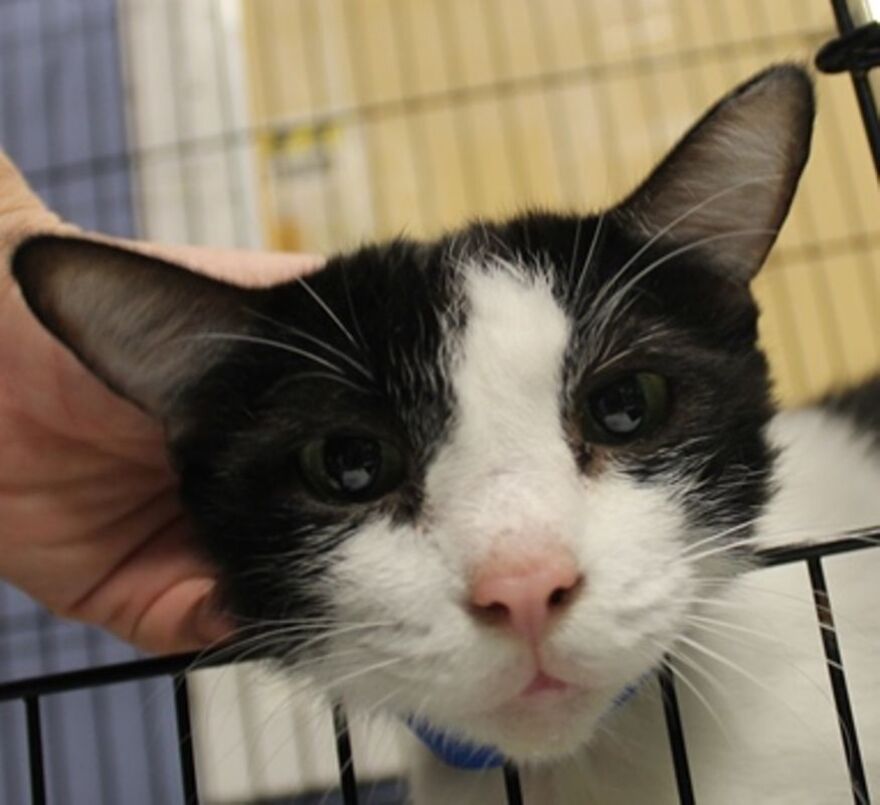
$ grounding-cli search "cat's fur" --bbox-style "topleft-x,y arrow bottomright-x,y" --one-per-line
12,65 -> 880,803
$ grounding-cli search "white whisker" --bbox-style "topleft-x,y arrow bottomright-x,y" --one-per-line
297,276 -> 361,351
191,332 -> 347,376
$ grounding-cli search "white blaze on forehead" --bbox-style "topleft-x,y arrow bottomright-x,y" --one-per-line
427,261 -> 578,550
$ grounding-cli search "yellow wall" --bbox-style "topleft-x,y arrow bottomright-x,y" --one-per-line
240,0 -> 880,405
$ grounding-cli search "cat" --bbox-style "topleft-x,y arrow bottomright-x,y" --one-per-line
12,64 -> 880,804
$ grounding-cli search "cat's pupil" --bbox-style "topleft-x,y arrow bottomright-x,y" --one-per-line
592,377 -> 646,435
323,437 -> 381,493
584,372 -> 669,443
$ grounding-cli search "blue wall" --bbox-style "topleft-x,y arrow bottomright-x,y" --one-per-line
0,2 -> 183,803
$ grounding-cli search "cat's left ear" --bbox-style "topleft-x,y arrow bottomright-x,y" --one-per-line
616,64 -> 815,281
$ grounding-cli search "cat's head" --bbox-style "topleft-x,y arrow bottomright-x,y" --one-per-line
13,65 -> 813,761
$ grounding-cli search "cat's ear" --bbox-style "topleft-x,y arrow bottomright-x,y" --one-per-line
13,235 -> 255,421
616,64 -> 814,281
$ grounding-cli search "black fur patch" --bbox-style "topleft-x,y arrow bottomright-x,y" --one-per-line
172,211 -> 776,640
166,239 -> 465,634
824,376 -> 880,448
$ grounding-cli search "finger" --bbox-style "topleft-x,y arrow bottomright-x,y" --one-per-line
0,150 -> 76,270
105,239 -> 326,286
63,515 -> 235,655
130,576 -> 236,654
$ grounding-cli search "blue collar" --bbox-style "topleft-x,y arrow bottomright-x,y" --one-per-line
407,717 -> 507,769
407,677 -> 645,771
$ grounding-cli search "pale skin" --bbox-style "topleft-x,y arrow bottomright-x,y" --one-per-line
0,151 -> 322,654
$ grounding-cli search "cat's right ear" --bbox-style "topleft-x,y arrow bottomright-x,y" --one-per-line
12,235 -> 255,423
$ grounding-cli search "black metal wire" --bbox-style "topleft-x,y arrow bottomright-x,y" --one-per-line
756,529 -> 880,567
807,558 -> 870,804
0,533 -> 875,805
333,704 -> 359,805
817,21 -> 880,73
503,762 -> 524,805
658,664 -> 696,805
826,0 -> 880,178
0,653 -> 216,703
174,674 -> 199,805
24,696 -> 46,805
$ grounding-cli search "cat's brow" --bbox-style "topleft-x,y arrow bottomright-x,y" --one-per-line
190,332 -> 351,377
589,226 -> 778,352
245,308 -> 374,380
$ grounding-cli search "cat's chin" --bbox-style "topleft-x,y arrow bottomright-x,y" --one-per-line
421,681 -> 614,763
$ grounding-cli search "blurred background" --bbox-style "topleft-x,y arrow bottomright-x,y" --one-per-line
0,1 -> 877,803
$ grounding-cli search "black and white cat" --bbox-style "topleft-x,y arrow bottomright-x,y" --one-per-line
13,65 -> 880,803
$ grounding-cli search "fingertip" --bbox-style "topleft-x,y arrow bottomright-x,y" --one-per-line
193,584 -> 236,649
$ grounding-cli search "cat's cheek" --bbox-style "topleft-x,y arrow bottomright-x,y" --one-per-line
558,470 -> 700,669
327,517 -> 464,630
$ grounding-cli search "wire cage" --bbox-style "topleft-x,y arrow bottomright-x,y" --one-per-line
0,1 -> 878,804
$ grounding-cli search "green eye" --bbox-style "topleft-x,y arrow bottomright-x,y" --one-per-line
298,434 -> 406,503
583,372 -> 670,444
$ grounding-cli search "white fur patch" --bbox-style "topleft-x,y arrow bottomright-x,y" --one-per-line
328,259 -> 700,761
757,407 -> 880,545
426,261 -> 579,563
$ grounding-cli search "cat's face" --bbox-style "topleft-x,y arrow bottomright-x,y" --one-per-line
13,65 -> 814,761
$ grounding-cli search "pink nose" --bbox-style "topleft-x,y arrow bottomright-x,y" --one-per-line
469,553 -> 583,643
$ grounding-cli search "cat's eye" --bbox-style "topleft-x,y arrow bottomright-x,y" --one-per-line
298,434 -> 405,503
582,372 -> 670,444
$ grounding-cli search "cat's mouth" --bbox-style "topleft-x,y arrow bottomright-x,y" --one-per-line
520,670 -> 572,697
489,666 -> 590,718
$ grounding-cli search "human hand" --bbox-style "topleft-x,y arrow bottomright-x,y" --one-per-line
0,151 -> 322,654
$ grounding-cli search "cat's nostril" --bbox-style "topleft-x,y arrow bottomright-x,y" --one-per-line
548,587 -> 566,607
469,557 -> 584,642
548,574 -> 585,608
470,600 -> 510,626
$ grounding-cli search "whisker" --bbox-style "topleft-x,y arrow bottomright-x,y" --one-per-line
190,332 -> 348,376
654,645 -> 733,742
281,371 -> 374,395
567,216 -> 585,291
590,227 -> 779,352
684,612 -> 793,650
680,519 -> 761,558
589,174 -> 780,317
247,309 -> 374,380
677,533 -> 765,565
297,276 -> 362,351
571,211 -> 606,307
672,632 -> 837,752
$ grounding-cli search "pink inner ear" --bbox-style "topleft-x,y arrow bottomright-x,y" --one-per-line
617,66 -> 813,281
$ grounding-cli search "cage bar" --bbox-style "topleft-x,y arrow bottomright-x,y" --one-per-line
0,654 -> 216,703
830,0 -> 880,175
757,529 -> 880,567
807,557 -> 870,804
658,664 -> 696,805
174,675 -> 200,804
333,704 -> 359,805
24,696 -> 46,805
503,762 -> 524,805
0,535 -> 876,805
